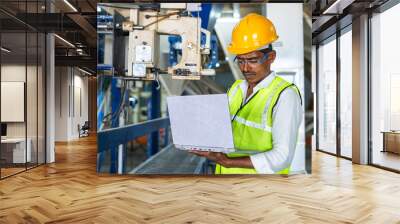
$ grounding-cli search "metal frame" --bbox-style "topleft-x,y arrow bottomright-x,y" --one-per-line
109,78 -> 120,173
44,0 -> 47,165
316,44 -> 319,152
36,2 -> 39,169
25,3 -> 28,172
97,117 -> 170,173
147,82 -> 161,158
367,11 -> 373,166
336,27 -> 341,158
373,0 -> 400,13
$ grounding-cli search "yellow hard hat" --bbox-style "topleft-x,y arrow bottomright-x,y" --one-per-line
228,13 -> 278,55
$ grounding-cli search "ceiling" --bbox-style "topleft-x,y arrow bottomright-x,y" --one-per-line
311,0 -> 390,44
0,0 -> 97,72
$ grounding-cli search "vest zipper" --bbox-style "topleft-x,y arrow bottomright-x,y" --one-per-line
231,91 -> 260,122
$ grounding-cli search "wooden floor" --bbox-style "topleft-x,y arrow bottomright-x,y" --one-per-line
1,136 -> 400,223
1,167 -> 26,178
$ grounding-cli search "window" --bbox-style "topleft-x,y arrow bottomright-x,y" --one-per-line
339,28 -> 352,158
317,37 -> 337,155
370,3 -> 400,171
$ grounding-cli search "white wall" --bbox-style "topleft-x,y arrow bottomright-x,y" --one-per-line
72,72 -> 89,138
1,65 -> 26,140
54,67 -> 89,141
266,4 -> 304,71
1,65 -> 35,137
265,3 -> 306,173
1,64 -> 46,164
55,67 -> 68,141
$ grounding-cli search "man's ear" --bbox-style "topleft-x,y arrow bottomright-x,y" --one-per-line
267,50 -> 276,64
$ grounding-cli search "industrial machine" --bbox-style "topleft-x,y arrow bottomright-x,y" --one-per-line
101,3 -> 215,80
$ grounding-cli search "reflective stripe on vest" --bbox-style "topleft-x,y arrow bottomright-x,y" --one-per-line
232,116 -> 272,132
230,78 -> 288,132
216,76 -> 299,174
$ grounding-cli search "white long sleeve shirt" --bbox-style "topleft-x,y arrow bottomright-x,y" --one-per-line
236,71 -> 303,174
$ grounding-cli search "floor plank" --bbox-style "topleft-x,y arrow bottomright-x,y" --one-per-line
1,135 -> 400,223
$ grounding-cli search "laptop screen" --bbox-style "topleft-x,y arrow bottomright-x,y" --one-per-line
166,94 -> 234,149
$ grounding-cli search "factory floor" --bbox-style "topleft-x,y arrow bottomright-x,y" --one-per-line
1,136 -> 400,223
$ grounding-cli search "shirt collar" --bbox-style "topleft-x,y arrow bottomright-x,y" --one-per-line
238,71 -> 276,104
254,71 -> 276,91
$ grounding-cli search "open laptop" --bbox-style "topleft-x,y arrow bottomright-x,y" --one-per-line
167,94 -> 259,155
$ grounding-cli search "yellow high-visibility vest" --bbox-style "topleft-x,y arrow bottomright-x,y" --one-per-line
215,76 -> 300,174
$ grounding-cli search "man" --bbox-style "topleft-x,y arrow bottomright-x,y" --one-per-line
190,13 -> 302,174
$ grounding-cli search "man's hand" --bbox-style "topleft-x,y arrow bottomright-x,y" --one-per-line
189,149 -> 254,169
189,150 -> 231,167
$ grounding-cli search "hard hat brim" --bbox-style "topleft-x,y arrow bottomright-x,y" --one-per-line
228,36 -> 278,55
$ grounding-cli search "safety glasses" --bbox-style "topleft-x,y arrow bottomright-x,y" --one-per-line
234,52 -> 269,66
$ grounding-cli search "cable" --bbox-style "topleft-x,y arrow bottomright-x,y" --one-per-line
101,79 -> 128,125
97,4 -> 139,10
145,10 -> 180,18
142,11 -> 181,29
112,80 -> 128,121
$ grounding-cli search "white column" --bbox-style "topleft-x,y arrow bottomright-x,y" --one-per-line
352,14 -> 369,164
46,32 -> 55,163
